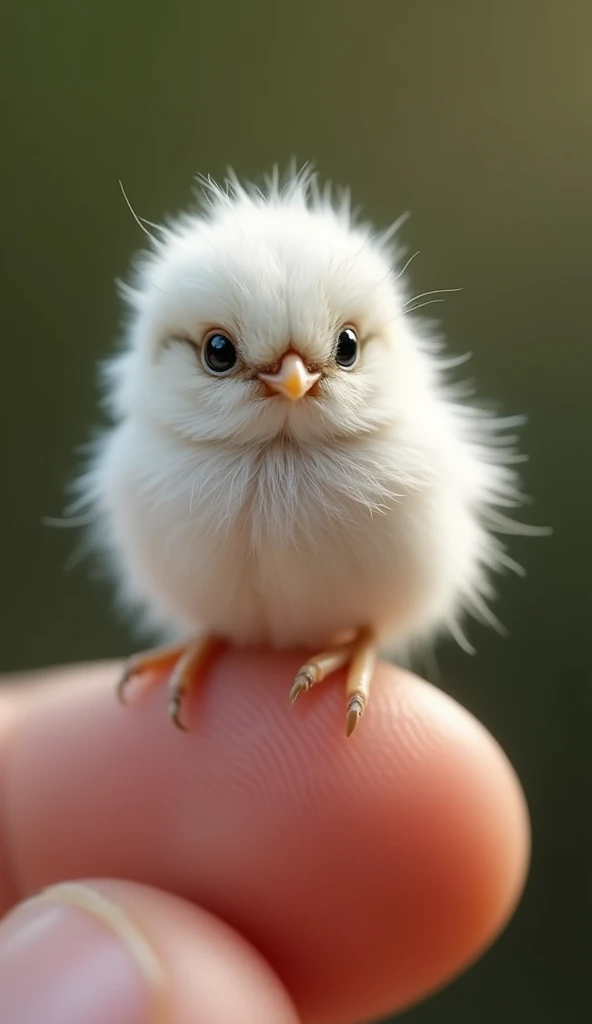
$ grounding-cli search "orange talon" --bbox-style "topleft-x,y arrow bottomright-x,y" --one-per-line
289,628 -> 376,737
116,635 -> 225,730
116,642 -> 187,705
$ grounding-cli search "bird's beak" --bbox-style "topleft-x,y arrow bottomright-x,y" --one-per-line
258,352 -> 320,401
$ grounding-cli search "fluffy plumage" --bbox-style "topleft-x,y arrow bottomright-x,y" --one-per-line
78,166 -> 528,673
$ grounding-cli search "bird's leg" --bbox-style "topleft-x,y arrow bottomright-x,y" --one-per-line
290,627 -> 376,737
116,635 -> 225,731
166,635 -> 225,731
344,628 -> 376,737
117,641 -> 189,705
289,643 -> 355,704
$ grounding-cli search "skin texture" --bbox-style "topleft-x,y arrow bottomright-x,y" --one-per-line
0,653 -> 529,1023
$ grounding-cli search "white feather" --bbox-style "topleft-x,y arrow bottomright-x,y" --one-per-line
77,166 -> 532,659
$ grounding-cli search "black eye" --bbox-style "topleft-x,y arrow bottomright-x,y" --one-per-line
203,333 -> 237,374
335,327 -> 359,369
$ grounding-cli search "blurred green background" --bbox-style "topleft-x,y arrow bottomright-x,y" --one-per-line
1,1 -> 590,1021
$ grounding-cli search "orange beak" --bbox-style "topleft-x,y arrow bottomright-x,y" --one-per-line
258,353 -> 320,401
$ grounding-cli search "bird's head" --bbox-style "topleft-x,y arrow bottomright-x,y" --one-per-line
111,168 -> 420,447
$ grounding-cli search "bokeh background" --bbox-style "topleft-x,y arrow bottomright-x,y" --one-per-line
1,1 -> 590,1021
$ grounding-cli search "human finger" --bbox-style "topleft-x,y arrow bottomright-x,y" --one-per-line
0,653 -> 529,1022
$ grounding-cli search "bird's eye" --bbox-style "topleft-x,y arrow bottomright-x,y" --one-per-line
203,332 -> 237,375
335,327 -> 359,369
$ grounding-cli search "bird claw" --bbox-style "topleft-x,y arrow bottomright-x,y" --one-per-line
167,691 -> 189,731
288,635 -> 373,737
289,671 -> 314,706
345,693 -> 366,737
116,662 -> 136,705
114,637 -> 222,730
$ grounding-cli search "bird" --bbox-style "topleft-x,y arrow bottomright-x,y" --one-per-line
75,164 -> 530,737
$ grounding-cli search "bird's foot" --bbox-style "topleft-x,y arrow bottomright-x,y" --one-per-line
289,628 -> 376,737
116,635 -> 224,731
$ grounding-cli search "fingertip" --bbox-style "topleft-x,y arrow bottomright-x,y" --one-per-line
1,654 -> 530,1023
167,651 -> 531,1021
207,653 -> 531,1020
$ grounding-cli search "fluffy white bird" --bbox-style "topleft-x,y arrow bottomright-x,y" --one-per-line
78,166 -> 528,736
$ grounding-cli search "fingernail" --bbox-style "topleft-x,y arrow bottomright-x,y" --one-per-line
0,883 -> 165,1024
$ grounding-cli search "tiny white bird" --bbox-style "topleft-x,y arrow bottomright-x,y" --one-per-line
77,166 -> 531,736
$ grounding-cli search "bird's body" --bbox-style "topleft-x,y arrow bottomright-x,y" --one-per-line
97,366 -> 492,655
80,168 -> 524,732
